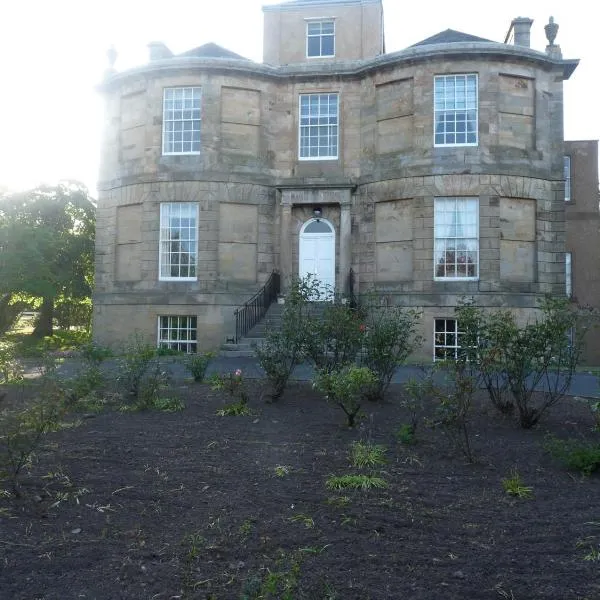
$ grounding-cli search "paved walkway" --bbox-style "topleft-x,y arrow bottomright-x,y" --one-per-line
26,355 -> 600,398
203,356 -> 600,398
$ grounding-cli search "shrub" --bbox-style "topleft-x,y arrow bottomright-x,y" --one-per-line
304,301 -> 363,373
0,342 -> 23,384
256,276 -> 316,400
117,335 -> 157,400
545,435 -> 600,476
395,423 -> 417,445
313,365 -> 377,427
211,369 -> 249,404
256,330 -> 301,401
402,369 -> 436,440
183,351 -> 215,382
359,298 -> 422,401
0,391 -> 65,496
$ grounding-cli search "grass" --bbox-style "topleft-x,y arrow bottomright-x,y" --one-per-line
3,328 -> 90,358
349,441 -> 387,468
502,470 -> 533,499
216,400 -> 253,416
325,474 -> 388,491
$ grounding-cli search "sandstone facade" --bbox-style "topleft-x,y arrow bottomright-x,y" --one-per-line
94,0 -> 580,361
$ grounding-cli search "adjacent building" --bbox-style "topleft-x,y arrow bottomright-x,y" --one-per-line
94,0 -> 585,361
565,140 -> 600,364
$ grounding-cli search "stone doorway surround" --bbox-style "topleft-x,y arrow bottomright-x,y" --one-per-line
279,185 -> 355,295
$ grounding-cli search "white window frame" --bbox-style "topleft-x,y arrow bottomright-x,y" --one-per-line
434,318 -> 462,361
159,202 -> 198,281
158,316 -> 198,354
162,87 -> 202,155
306,19 -> 335,58
564,155 -> 571,202
434,74 -> 478,147
565,251 -> 572,298
299,93 -> 339,161
434,198 -> 479,281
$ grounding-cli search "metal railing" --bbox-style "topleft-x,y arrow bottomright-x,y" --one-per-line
234,270 -> 280,343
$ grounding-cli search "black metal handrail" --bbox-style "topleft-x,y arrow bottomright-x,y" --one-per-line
234,270 -> 280,343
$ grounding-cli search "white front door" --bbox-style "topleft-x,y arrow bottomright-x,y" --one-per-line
299,219 -> 335,299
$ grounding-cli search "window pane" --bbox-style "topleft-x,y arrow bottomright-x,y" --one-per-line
299,94 -> 339,159
163,87 -> 201,154
434,75 -> 478,147
159,203 -> 198,280
434,197 -> 479,279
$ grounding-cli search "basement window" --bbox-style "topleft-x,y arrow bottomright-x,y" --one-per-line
158,316 -> 197,353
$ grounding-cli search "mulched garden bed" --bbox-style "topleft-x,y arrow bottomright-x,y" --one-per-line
1,381 -> 599,599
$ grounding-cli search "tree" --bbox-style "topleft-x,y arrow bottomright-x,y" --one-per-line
0,182 -> 95,337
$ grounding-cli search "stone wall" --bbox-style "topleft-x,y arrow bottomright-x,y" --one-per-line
95,37 -> 571,356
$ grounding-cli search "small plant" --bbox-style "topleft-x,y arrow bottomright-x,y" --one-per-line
502,469 -> 533,499
274,465 -> 290,477
577,522 -> 600,562
545,435 -> 600,476
396,423 -> 417,445
241,550 -> 303,600
183,351 -> 215,382
239,518 -> 254,539
325,474 -> 387,491
289,513 -> 315,528
210,369 -> 249,404
349,440 -> 387,468
216,400 -> 253,417
313,365 -> 377,427
152,397 -> 185,412
326,495 -> 350,507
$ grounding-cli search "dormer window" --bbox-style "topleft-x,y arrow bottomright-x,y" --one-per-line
306,20 -> 335,58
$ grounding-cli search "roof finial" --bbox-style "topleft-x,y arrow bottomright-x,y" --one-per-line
104,45 -> 118,78
545,16 -> 559,46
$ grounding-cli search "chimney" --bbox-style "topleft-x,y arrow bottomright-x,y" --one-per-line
505,17 -> 534,48
147,41 -> 173,61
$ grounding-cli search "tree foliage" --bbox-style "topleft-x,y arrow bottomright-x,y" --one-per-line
0,182 -> 95,336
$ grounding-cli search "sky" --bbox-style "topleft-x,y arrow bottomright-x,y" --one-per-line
1,0 -> 597,196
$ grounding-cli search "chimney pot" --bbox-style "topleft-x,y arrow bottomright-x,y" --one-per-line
510,17 -> 534,48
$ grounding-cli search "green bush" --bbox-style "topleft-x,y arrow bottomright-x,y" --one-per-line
313,365 -> 377,427
545,435 -> 600,476
256,276 -> 317,400
117,335 -> 157,400
455,297 -> 586,429
0,390 -> 66,495
183,351 -> 215,382
304,301 -> 363,373
0,342 -> 24,384
359,299 -> 422,401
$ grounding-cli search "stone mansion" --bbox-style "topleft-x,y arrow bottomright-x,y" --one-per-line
94,0 -> 593,362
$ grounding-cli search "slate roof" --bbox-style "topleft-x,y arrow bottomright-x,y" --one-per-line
411,29 -> 494,47
178,42 -> 250,60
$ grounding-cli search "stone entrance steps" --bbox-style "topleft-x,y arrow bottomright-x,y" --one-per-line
220,301 -> 330,358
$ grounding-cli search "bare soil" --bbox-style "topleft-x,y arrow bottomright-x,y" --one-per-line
0,381 -> 599,600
